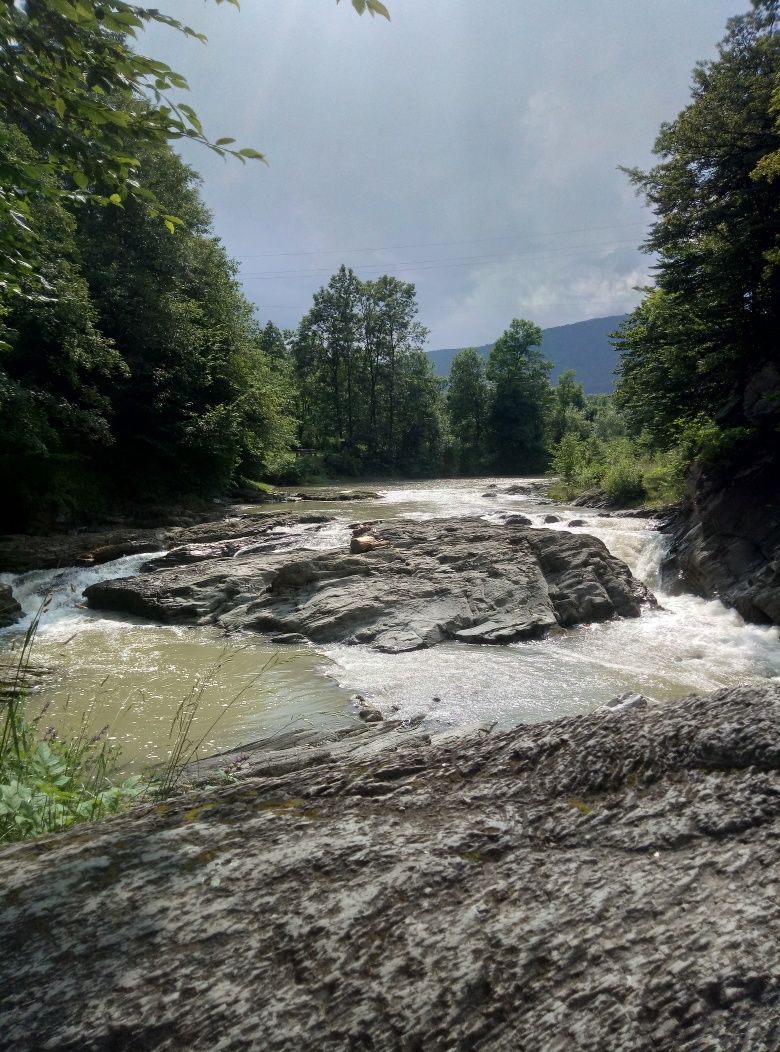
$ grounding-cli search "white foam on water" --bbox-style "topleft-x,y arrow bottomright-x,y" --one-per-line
322,481 -> 780,722
3,478 -> 778,760
0,552 -> 157,637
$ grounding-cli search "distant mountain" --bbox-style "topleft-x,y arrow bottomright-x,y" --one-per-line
427,314 -> 627,393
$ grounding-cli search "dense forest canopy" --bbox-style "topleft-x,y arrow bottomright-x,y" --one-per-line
615,0 -> 779,453
0,1 -> 778,529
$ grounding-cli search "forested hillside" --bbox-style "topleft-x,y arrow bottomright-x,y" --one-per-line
427,315 -> 626,392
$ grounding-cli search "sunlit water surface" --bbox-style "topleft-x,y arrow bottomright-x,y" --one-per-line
2,478 -> 779,770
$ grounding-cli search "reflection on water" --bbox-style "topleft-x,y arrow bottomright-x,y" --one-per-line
2,477 -> 779,766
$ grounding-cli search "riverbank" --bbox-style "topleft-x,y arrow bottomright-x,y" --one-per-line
2,479 -> 778,772
1,680 -> 778,1051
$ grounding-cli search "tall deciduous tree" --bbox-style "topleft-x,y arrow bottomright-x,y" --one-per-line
615,0 -> 780,447
292,269 -> 438,475
447,348 -> 488,473
550,368 -> 587,444
485,319 -> 552,473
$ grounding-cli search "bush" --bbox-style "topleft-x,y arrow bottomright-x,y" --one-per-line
602,459 -> 645,505
552,433 -> 586,485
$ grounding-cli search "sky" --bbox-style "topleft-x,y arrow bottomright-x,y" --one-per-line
144,0 -> 740,349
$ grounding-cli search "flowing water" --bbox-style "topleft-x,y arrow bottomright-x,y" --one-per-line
2,478 -> 779,771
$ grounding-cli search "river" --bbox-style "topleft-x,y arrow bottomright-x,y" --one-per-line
2,478 -> 779,771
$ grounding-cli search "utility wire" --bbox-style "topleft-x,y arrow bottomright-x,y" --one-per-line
239,239 -> 644,279
233,221 -> 648,260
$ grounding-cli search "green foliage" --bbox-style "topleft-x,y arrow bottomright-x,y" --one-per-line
338,0 -> 391,18
0,0 -> 266,298
549,369 -> 586,444
0,0 -> 388,298
0,618 -> 142,843
0,142 -> 300,528
447,348 -> 488,474
292,267 -> 443,476
602,456 -> 646,506
485,319 -> 552,473
552,433 -> 586,485
547,388 -> 692,507
616,2 -> 780,458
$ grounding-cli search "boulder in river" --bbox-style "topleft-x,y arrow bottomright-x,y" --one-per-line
85,517 -> 654,653
0,681 -> 777,1051
294,489 -> 380,502
0,584 -> 22,628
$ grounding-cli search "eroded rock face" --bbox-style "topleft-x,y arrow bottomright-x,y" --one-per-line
0,682 -> 778,1052
663,452 -> 780,625
85,518 -> 653,652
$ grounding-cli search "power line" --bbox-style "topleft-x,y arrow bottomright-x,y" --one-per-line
239,239 -> 644,280
232,221 -> 648,260
253,297 -> 645,311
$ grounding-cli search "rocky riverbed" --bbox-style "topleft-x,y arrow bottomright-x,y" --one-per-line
83,517 -> 653,652
1,680 -> 778,1051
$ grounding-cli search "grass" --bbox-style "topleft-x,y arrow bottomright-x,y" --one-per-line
0,598 -> 282,844
0,602 -> 143,843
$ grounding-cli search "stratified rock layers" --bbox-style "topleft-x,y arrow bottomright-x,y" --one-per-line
0,682 -> 778,1051
84,518 -> 653,652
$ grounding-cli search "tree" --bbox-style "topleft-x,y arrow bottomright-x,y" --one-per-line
395,352 -> 448,475
615,1 -> 780,448
0,0 -> 388,299
369,276 -> 428,463
447,348 -> 488,473
0,140 -> 300,529
77,145 -> 298,491
300,265 -> 361,449
485,319 -> 552,473
293,269 -> 431,474
549,368 -> 586,444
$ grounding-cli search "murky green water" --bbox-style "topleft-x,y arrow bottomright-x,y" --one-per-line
3,478 -> 779,771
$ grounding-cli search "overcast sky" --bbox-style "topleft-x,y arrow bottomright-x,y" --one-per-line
145,0 -> 739,348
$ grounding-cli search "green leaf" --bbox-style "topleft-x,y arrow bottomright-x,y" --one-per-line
366,0 -> 390,18
108,193 -> 122,205
54,98 -> 66,119
237,147 -> 266,161
215,137 -> 236,146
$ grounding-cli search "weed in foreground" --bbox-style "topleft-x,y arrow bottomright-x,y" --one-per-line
0,595 -> 281,843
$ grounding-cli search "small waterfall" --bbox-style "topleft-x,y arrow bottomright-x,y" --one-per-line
1,478 -> 777,763
0,552 -> 157,636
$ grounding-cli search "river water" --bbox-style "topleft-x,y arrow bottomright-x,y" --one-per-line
2,478 -> 779,771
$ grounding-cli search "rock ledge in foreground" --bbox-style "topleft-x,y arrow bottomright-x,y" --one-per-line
0,681 -> 778,1052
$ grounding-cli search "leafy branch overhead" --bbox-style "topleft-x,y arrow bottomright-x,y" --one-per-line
0,0 -> 388,298
338,0 -> 391,18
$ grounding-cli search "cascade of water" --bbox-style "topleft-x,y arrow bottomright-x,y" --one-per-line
0,552 -> 157,636
1,479 -> 777,763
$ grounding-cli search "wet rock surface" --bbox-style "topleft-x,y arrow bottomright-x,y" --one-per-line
84,517 -> 653,652
293,488 -> 381,501
0,584 -> 22,628
0,510 -> 336,574
663,453 -> 780,626
0,681 -> 778,1052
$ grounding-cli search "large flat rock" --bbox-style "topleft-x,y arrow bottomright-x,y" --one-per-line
84,518 -> 653,652
0,682 -> 778,1051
